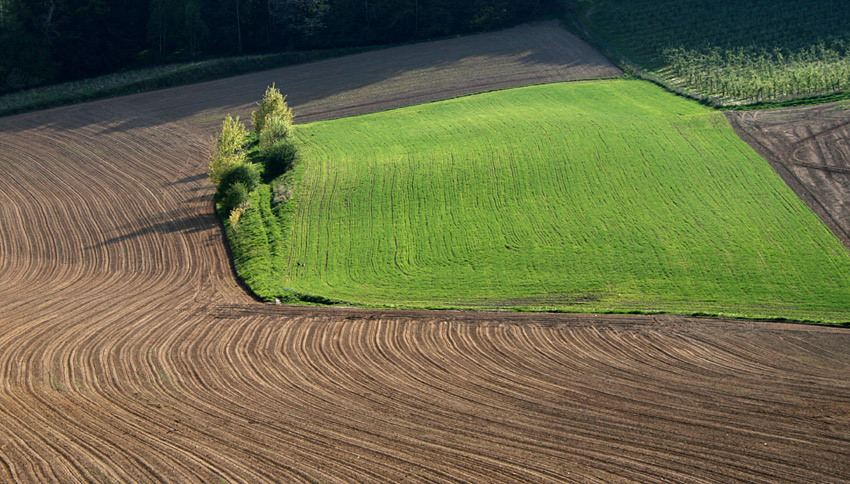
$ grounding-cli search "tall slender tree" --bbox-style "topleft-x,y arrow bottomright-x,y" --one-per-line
148,0 -> 174,57
182,0 -> 208,59
268,0 -> 329,48
235,0 -> 242,54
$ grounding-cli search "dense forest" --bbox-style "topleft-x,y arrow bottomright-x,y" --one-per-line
0,0 -> 555,93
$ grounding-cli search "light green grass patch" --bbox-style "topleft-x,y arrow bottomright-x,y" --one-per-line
277,79 -> 850,321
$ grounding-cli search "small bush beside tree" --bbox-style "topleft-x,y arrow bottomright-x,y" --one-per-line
218,161 -> 260,193
263,140 -> 299,179
228,205 -> 248,230
272,179 -> 294,204
209,151 -> 244,186
221,181 -> 251,213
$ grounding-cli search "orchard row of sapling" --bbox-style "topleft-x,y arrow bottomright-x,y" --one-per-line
209,84 -> 298,229
662,42 -> 850,104
569,0 -> 850,105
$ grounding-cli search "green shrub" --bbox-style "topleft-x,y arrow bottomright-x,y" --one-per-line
252,84 -> 293,135
219,163 -> 260,192
259,115 -> 293,148
263,140 -> 299,179
209,151 -> 245,186
221,182 -> 250,213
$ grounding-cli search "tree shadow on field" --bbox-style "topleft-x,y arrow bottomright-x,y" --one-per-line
0,20 -> 619,136
87,208 -> 218,251
169,173 -> 207,185
183,193 -> 213,202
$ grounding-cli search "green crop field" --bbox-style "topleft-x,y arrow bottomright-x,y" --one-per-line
567,0 -> 850,105
235,79 -> 849,322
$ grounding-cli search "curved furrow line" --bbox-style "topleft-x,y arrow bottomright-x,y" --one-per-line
190,318 -> 588,480
327,323 -> 587,481
450,325 -> 847,479
0,311 -> 212,480
260,320 -> 800,482
280,320 -> 608,480
9,314 -> 289,483
0,395 -> 125,483
132,321 -> 336,483
127,315 -> 436,483
390,328 -> 716,482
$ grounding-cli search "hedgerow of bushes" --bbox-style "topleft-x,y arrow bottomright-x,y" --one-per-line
211,84 -> 325,304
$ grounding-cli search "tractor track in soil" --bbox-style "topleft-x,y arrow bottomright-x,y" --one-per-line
1,20 -> 848,483
727,104 -> 850,249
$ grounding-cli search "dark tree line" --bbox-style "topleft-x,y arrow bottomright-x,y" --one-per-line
0,0 -> 556,93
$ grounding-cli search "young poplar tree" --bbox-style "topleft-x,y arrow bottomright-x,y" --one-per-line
252,84 -> 294,135
209,114 -> 247,186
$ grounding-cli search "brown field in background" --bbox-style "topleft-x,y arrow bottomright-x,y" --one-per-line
0,21 -> 848,483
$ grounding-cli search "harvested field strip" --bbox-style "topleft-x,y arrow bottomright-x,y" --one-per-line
0,47 -> 374,118
0,22 -> 848,483
285,80 -> 850,321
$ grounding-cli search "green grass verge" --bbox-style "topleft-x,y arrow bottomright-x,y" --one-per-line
220,141 -> 338,305
250,79 -> 849,322
564,0 -> 850,106
724,90 -> 850,111
0,47 -> 370,118
221,186 -> 278,299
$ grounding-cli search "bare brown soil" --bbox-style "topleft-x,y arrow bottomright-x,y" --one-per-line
0,21 -> 848,483
727,104 -> 850,249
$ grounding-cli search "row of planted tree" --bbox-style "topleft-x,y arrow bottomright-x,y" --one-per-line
662,43 -> 850,104
209,84 -> 297,228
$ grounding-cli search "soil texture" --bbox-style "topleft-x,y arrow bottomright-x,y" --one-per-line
0,21 -> 848,483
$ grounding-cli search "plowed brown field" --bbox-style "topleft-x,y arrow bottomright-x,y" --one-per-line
1,21 -> 849,483
727,104 -> 850,249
